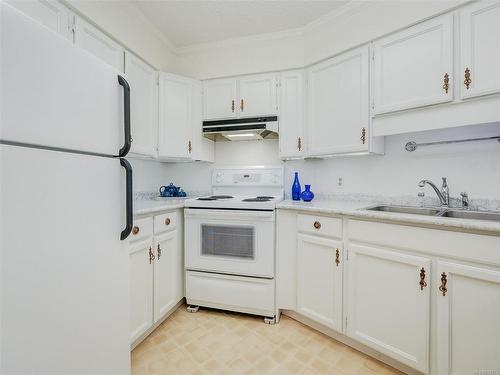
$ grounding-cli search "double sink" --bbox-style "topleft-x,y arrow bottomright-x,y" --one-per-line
366,205 -> 500,222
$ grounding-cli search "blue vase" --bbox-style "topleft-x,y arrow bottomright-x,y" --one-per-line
301,185 -> 314,202
292,172 -> 301,201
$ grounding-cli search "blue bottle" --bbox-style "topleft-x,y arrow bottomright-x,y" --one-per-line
292,172 -> 301,201
301,185 -> 315,202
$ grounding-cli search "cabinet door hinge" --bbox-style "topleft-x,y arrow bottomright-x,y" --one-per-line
371,49 -> 375,61
69,15 -> 77,39
346,247 -> 349,261
345,316 -> 348,328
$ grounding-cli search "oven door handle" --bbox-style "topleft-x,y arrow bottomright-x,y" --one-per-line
184,209 -> 274,220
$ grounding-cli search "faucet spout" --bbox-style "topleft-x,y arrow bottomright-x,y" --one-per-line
418,179 -> 449,207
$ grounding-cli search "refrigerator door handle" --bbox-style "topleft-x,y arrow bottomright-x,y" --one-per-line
120,158 -> 133,240
118,75 -> 131,157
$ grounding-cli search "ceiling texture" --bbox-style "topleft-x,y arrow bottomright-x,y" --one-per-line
131,0 -> 349,48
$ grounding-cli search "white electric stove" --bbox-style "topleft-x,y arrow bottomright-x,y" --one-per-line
184,167 -> 284,324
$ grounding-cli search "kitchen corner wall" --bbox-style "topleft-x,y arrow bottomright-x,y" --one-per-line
158,122 -> 500,202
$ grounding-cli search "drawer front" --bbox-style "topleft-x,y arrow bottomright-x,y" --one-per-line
154,211 -> 178,234
297,214 -> 342,239
186,271 -> 275,317
130,217 -> 153,242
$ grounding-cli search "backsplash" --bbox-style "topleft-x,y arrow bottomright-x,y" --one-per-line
131,122 -> 500,207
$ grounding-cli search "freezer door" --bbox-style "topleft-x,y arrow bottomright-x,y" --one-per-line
0,145 -> 130,375
0,4 -> 129,156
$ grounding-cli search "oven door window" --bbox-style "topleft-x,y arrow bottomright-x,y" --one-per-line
201,224 -> 255,259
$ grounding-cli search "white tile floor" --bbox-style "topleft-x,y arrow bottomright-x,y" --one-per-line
132,305 -> 405,375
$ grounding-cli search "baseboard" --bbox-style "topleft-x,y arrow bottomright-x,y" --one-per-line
282,310 -> 424,375
131,298 -> 185,350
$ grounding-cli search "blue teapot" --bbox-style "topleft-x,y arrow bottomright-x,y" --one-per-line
159,183 -> 179,197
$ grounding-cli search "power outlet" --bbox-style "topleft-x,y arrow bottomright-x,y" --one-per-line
337,177 -> 344,190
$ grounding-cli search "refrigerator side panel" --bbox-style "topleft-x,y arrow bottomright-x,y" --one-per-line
0,145 -> 130,375
0,4 -> 124,155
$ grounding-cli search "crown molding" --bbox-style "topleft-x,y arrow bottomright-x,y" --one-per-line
173,0 -> 373,56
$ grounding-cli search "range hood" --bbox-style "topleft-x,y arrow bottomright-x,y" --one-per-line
202,116 -> 278,141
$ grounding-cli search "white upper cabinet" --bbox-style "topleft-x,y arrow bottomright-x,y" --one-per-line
203,74 -> 278,120
203,78 -> 238,120
307,46 -> 370,156
436,261 -> 500,375
346,244 -> 431,373
191,81 -> 215,162
373,14 -> 453,115
297,234 -> 343,332
6,0 -> 73,40
459,1 -> 500,100
74,17 -> 124,72
124,52 -> 158,158
278,70 -> 305,159
158,73 -> 192,160
238,73 -> 278,117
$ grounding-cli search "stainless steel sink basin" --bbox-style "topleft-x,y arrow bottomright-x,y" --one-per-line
438,210 -> 500,222
365,205 -> 500,222
366,205 -> 442,216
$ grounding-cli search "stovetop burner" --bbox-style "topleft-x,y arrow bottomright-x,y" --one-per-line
197,195 -> 234,201
242,197 -> 272,202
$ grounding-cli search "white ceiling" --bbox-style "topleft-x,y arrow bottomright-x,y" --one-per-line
131,1 -> 349,48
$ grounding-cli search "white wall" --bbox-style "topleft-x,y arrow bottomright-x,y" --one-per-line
163,124 -> 500,201
66,0 -> 177,71
175,1 -> 466,79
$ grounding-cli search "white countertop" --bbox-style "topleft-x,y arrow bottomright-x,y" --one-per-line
134,197 -> 188,216
277,199 -> 500,235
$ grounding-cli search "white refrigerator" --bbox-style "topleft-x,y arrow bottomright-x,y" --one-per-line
1,4 -> 132,374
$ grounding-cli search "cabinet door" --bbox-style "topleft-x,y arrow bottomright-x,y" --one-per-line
346,244 -> 430,373
279,70 -> 305,159
460,2 -> 500,99
203,78 -> 237,120
124,52 -> 158,158
436,261 -> 500,375
6,0 -> 73,40
191,80 -> 215,162
154,230 -> 182,322
129,238 -> 153,344
238,73 -> 278,117
297,234 -> 343,331
373,14 -> 453,115
74,17 -> 124,71
158,73 -> 192,159
307,46 -> 369,156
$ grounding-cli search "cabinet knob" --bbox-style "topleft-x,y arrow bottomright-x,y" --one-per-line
313,221 -> 321,229
231,99 -> 235,113
240,99 -> 244,112
335,249 -> 340,266
464,68 -> 472,90
188,140 -> 192,154
360,127 -> 366,145
442,73 -> 450,94
157,243 -> 162,260
165,218 -> 171,226
297,137 -> 302,151
132,226 -> 140,235
148,247 -> 155,264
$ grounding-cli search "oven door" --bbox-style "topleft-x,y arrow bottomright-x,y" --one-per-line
184,209 -> 275,278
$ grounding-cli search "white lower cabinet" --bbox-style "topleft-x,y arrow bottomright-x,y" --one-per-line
153,230 -> 182,322
436,261 -> 500,375
297,234 -> 343,331
129,238 -> 153,343
129,210 -> 184,346
346,244 -> 431,373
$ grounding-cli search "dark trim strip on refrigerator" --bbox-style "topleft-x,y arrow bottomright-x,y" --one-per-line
118,75 -> 131,157
120,158 -> 133,240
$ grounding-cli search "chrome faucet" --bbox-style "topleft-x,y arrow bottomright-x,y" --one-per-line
418,177 -> 449,207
